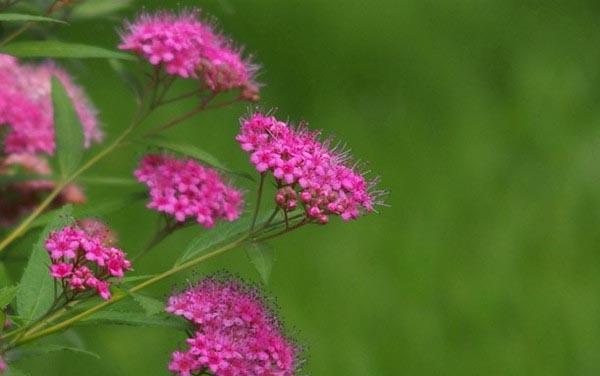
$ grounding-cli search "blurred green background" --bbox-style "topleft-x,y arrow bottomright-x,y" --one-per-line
6,0 -> 600,375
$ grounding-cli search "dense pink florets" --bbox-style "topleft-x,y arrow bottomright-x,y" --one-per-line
119,10 -> 259,100
44,223 -> 131,301
0,54 -> 101,156
237,112 -> 381,223
166,278 -> 298,376
134,154 -> 244,228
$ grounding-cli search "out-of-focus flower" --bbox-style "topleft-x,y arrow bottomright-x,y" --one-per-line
119,10 -> 259,101
44,222 -> 131,301
134,154 -> 243,228
237,112 -> 384,224
0,154 -> 86,227
166,277 -> 299,376
0,54 -> 101,156
0,356 -> 6,374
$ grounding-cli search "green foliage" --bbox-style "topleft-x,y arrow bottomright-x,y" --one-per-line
108,59 -> 143,104
70,0 -> 135,19
0,285 -> 19,310
131,292 -> 164,316
244,242 -> 275,284
0,41 -> 135,60
142,138 -> 254,181
0,13 -> 66,23
17,206 -> 72,323
80,311 -> 187,330
51,77 -> 84,179
17,344 -> 100,359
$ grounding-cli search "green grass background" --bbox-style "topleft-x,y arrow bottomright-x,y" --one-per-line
8,0 -> 600,375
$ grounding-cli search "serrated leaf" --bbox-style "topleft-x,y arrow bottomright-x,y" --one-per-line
0,286 -> 19,310
108,59 -> 143,103
177,210 -> 282,266
142,138 -> 254,182
80,311 -> 187,329
17,206 -> 73,323
245,242 -> 275,284
131,293 -> 164,316
17,344 -> 100,359
70,0 -> 134,19
119,274 -> 156,284
52,77 -> 84,179
0,13 -> 67,23
0,41 -> 135,60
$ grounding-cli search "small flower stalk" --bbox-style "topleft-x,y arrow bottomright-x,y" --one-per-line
119,10 -> 259,102
237,112 -> 383,224
44,220 -> 131,300
166,277 -> 299,376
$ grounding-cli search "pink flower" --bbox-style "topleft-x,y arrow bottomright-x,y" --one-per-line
166,277 -> 299,376
50,263 -> 73,278
119,10 -> 259,100
0,356 -> 6,374
0,54 -> 101,156
134,154 -> 244,228
44,221 -> 131,301
237,112 -> 384,223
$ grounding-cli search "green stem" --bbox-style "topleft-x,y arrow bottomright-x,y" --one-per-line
250,173 -> 265,232
14,235 -> 249,346
0,101 -> 153,255
0,0 -> 63,46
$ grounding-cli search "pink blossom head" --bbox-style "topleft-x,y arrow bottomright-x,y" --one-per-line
166,277 -> 300,376
0,356 -> 6,374
0,54 -> 101,156
237,112 -> 384,223
119,10 -> 259,100
134,154 -> 244,228
44,222 -> 131,300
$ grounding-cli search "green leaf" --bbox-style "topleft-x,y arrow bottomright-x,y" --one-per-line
29,192 -> 145,230
0,41 -> 136,60
108,59 -> 143,103
142,138 -> 254,182
5,367 -> 29,376
119,274 -> 156,284
17,206 -> 73,323
80,311 -> 187,329
52,77 -> 84,179
77,176 -> 139,187
17,344 -> 100,359
70,0 -> 134,19
0,261 -> 11,286
245,242 -> 275,284
0,13 -> 67,23
177,210 -> 282,266
131,293 -> 164,316
0,285 -> 19,310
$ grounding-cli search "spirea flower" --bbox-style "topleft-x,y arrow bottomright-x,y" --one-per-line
0,154 -> 85,227
0,356 -> 6,374
134,154 -> 244,228
237,112 -> 383,223
166,277 -> 299,376
119,10 -> 259,100
0,54 -> 101,156
44,222 -> 132,301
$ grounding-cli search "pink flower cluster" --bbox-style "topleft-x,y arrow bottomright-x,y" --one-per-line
166,278 -> 298,376
0,356 -> 6,374
0,54 -> 101,156
119,10 -> 259,100
134,154 -> 243,228
44,223 -> 131,301
237,113 -> 380,223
